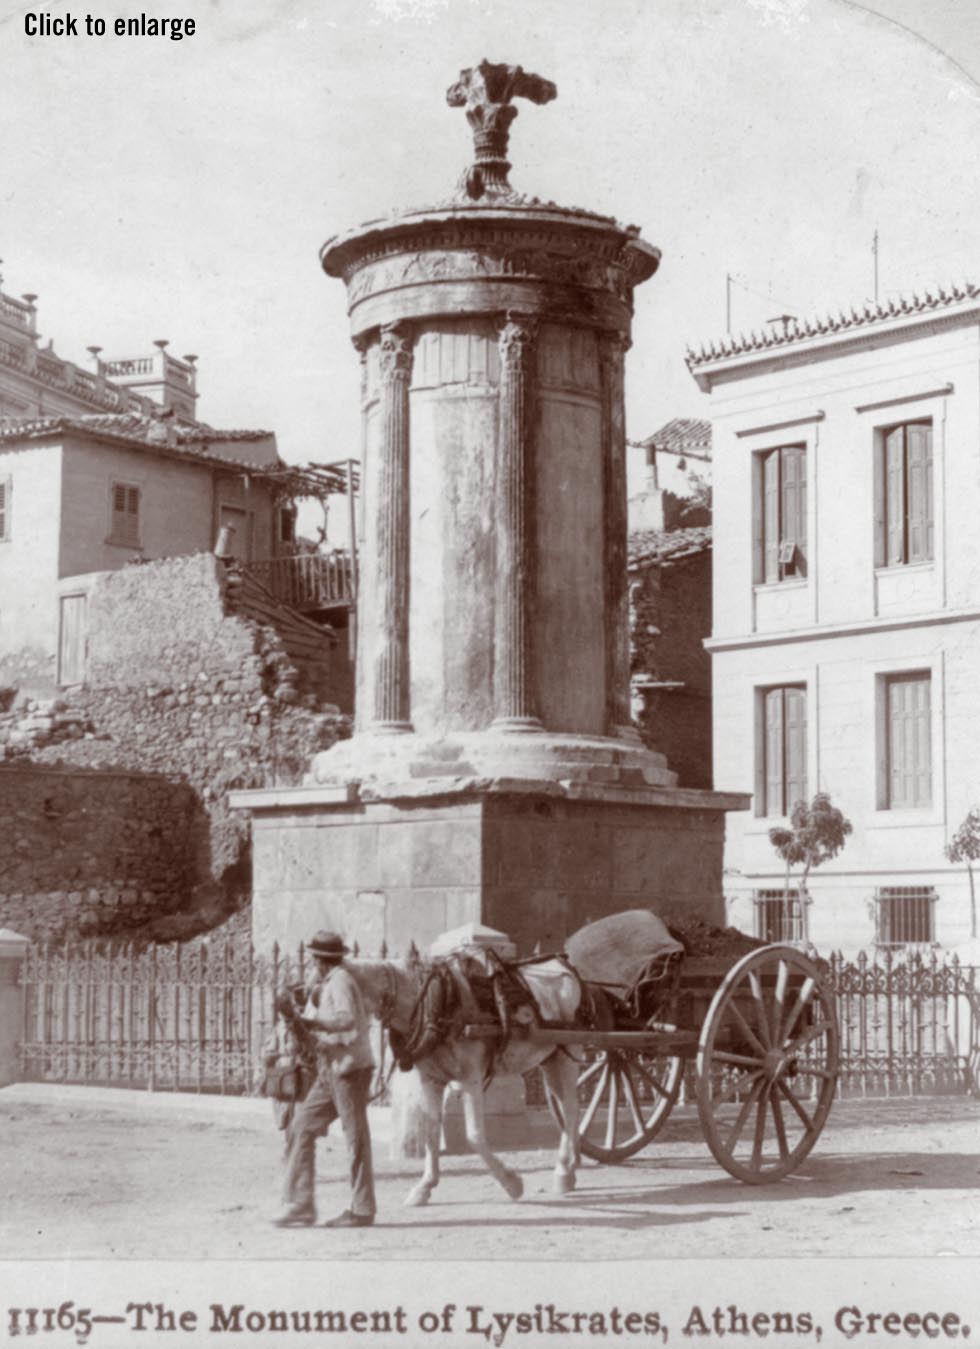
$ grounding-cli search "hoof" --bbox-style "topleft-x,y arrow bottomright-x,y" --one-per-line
554,1171 -> 576,1195
502,1171 -> 524,1201
404,1186 -> 432,1208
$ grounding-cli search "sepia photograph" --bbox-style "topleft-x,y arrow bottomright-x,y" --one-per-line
1,0 -> 979,1342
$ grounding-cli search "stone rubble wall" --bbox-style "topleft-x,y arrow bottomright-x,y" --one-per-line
0,552 -> 350,943
0,765 -> 199,943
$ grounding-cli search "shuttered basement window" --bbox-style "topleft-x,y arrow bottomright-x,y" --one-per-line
754,889 -> 807,942
876,886 -> 936,944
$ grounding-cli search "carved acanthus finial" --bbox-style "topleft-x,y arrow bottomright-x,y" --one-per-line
446,59 -> 557,202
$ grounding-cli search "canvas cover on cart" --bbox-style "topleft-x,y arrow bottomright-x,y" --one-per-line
565,909 -> 684,991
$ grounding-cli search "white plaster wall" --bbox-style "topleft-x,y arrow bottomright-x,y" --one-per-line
0,443 -> 62,659
707,311 -> 980,950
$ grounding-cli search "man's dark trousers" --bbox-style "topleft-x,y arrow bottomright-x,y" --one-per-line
332,1065 -> 376,1219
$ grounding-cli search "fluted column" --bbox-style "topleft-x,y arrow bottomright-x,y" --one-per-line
492,315 -> 542,731
600,330 -> 636,740
370,322 -> 413,732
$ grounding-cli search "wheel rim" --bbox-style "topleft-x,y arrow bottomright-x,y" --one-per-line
576,1028 -> 683,1163
696,946 -> 839,1183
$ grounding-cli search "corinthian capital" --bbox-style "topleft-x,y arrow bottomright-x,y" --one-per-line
379,323 -> 413,382
498,315 -> 537,371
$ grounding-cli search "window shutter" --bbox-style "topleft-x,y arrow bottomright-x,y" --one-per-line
906,423 -> 929,562
0,477 -> 8,540
885,427 -> 906,565
126,486 -> 139,518
784,685 -> 807,809
912,675 -> 931,807
763,450 -> 780,583
752,454 -> 765,583
765,687 -> 785,816
113,483 -> 127,516
873,435 -> 886,567
781,446 -> 806,574
888,677 -> 913,807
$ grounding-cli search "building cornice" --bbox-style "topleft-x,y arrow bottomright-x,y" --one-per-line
705,605 -> 980,654
688,290 -> 980,392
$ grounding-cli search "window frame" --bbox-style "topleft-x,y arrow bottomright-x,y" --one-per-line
753,443 -> 807,585
754,682 -> 808,819
107,479 -> 142,549
878,669 -> 932,811
874,418 -> 933,569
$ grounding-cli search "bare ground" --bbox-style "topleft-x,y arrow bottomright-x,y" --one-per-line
1,1085 -> 978,1261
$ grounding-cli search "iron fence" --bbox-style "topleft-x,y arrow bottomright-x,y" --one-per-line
17,938 -> 980,1100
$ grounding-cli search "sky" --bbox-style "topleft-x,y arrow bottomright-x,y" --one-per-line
3,0 -> 980,534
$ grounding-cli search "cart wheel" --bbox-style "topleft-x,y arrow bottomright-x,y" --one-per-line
696,945 -> 839,1184
552,1028 -> 683,1164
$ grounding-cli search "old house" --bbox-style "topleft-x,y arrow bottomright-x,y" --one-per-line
0,413 -> 294,688
689,282 -> 980,952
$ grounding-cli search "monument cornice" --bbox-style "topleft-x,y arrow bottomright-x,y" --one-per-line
321,206 -> 660,338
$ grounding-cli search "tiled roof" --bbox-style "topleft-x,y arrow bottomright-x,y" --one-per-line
686,281 -> 980,369
0,414 -> 277,470
635,417 -> 711,456
628,524 -> 712,566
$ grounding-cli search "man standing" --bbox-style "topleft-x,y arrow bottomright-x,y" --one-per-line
274,930 -> 376,1229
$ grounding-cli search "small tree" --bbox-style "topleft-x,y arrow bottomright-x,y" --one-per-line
946,807 -> 980,940
769,793 -> 853,943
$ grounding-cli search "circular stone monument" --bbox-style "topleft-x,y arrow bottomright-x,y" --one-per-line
312,59 -> 674,791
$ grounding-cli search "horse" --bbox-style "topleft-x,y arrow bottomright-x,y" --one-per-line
344,955 -> 584,1206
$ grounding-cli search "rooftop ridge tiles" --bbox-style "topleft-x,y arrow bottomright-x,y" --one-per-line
686,280 -> 980,368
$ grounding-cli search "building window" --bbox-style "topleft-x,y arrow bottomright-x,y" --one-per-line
875,420 -> 933,567
279,506 -> 296,547
756,684 -> 807,817
883,671 -> 931,809
109,482 -> 140,547
876,886 -> 936,945
0,477 -> 10,541
754,888 -> 807,942
753,444 -> 806,583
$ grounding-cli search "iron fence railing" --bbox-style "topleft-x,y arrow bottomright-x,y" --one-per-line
18,939 -> 980,1100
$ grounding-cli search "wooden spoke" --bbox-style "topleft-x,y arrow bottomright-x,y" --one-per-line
776,1078 -> 815,1132
727,999 -> 768,1059
780,977 -> 816,1044
770,1089 -> 790,1160
713,1049 -> 765,1070
579,1060 -> 609,1135
787,1018 -> 835,1054
577,1056 -> 606,1089
772,957 -> 790,1045
748,971 -> 772,1048
621,1066 -> 646,1136
750,1081 -> 771,1170
723,1075 -> 765,1152
604,1065 -> 620,1150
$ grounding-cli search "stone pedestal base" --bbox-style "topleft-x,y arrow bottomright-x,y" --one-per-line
233,776 -> 748,957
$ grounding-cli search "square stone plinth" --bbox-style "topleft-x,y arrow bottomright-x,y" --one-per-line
233,780 -> 747,954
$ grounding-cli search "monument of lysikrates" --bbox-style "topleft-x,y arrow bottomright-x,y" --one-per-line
233,62 -> 748,956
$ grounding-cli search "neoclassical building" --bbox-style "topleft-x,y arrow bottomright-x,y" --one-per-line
691,283 -> 980,952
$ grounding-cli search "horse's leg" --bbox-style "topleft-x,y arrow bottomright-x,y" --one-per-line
404,1073 -> 444,1208
541,1052 -> 580,1194
460,1081 -> 523,1201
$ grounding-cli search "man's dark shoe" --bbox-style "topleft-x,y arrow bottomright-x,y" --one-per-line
323,1210 -> 374,1228
272,1209 -> 316,1228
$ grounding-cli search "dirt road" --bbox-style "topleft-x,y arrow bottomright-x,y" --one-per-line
1,1084 -> 978,1262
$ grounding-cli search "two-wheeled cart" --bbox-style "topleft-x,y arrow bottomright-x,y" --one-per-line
466,934 -> 840,1184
